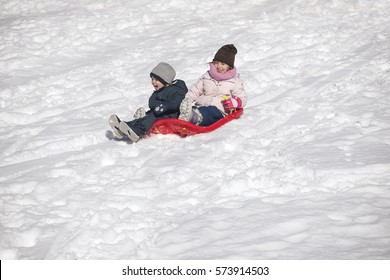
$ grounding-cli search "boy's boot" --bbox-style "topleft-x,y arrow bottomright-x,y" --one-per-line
119,122 -> 140,142
109,114 -> 125,139
134,107 -> 146,119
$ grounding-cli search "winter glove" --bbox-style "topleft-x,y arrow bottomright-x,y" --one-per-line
223,97 -> 242,111
154,101 -> 174,116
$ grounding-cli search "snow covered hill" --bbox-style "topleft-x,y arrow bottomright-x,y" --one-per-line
1,0 -> 390,259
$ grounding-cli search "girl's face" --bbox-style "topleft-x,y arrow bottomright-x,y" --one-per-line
213,61 -> 231,74
151,77 -> 165,90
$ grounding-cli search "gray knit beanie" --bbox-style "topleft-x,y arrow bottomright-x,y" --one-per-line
150,62 -> 176,85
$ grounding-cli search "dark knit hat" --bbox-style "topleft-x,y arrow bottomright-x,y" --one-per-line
150,62 -> 176,85
212,44 -> 237,68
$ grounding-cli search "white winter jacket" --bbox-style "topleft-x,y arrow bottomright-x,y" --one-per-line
186,71 -> 247,115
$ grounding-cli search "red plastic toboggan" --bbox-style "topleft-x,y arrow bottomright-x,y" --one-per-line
148,108 -> 244,137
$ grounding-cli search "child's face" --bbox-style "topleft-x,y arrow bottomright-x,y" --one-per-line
151,77 -> 165,91
213,61 -> 231,74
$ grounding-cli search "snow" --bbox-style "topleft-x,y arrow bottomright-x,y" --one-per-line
1,0 -> 390,260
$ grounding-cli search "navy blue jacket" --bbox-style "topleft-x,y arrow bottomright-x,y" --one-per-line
148,79 -> 187,118
126,79 -> 188,136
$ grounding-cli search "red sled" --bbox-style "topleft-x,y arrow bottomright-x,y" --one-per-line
148,108 -> 244,137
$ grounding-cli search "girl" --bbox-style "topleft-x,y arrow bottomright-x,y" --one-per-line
179,44 -> 247,126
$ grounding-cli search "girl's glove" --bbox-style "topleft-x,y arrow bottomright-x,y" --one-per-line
223,97 -> 242,111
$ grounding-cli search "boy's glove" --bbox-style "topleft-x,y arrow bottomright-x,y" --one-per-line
223,97 -> 242,111
154,101 -> 174,116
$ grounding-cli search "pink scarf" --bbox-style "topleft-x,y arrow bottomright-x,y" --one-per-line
208,63 -> 237,81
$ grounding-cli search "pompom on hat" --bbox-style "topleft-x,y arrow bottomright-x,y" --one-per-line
150,62 -> 176,85
212,44 -> 238,68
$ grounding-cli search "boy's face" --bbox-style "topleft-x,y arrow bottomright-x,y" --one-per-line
151,77 -> 165,91
213,61 -> 231,74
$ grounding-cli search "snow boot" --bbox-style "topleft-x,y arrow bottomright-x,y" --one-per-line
178,98 -> 193,122
119,122 -> 140,142
191,107 -> 203,125
178,98 -> 202,125
109,114 -> 125,139
133,107 -> 146,119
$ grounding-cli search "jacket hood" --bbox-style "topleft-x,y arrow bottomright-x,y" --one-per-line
172,79 -> 188,92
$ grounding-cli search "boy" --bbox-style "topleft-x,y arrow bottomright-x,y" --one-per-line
109,62 -> 187,142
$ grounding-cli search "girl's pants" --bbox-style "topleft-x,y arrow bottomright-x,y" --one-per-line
198,106 -> 224,126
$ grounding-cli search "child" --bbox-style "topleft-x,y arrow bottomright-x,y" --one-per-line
178,44 -> 247,126
109,62 -> 187,142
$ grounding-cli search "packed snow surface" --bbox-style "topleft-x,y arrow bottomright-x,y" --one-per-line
1,0 -> 390,259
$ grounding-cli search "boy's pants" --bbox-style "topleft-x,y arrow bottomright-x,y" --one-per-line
125,112 -> 156,136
